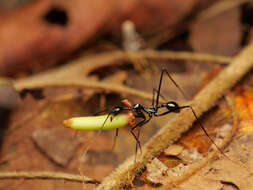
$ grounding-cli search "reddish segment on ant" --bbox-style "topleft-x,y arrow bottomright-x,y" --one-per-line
92,68 -> 226,159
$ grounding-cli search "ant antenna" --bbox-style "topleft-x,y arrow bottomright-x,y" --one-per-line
111,128 -> 119,150
181,105 -> 229,158
185,105 -> 252,173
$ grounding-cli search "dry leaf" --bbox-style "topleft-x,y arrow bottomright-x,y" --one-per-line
32,128 -> 80,166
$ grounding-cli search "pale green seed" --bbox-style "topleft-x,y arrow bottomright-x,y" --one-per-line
63,114 -> 129,130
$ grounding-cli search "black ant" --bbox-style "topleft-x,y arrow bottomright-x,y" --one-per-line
96,68 -> 225,158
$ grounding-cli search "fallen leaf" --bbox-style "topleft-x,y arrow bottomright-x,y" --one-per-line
32,128 -> 80,166
164,145 -> 184,156
0,0 -> 113,76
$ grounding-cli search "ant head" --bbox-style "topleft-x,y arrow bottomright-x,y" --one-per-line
165,101 -> 180,113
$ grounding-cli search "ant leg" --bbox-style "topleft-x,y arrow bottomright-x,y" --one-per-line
83,107 -> 131,159
130,119 -> 146,159
132,127 -> 141,162
81,113 -> 112,160
111,128 -> 119,150
130,128 -> 142,155
155,69 -> 165,108
78,114 -> 112,188
130,117 -> 152,156
155,68 -> 187,109
162,68 -> 187,99
135,126 -> 141,157
153,88 -> 167,102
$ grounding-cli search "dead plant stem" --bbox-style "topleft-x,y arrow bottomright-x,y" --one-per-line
13,50 -> 230,101
0,171 -> 99,184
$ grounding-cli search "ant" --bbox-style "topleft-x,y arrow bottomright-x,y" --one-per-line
94,68 -> 225,159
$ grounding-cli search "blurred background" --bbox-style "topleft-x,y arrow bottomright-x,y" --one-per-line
0,0 -> 252,189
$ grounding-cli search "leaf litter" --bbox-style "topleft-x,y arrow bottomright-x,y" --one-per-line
1,1 -> 253,190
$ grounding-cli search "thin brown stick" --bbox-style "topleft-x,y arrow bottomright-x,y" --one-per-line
0,171 -> 100,184
13,50 -> 230,101
95,44 -> 253,190
15,50 -> 231,84
126,50 -> 231,64
14,78 -> 154,101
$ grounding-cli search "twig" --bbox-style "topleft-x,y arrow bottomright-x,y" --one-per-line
13,50 -> 230,101
0,171 -> 100,184
126,50 -> 231,63
15,50 -> 231,83
14,78 -> 154,101
94,44 -> 253,190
